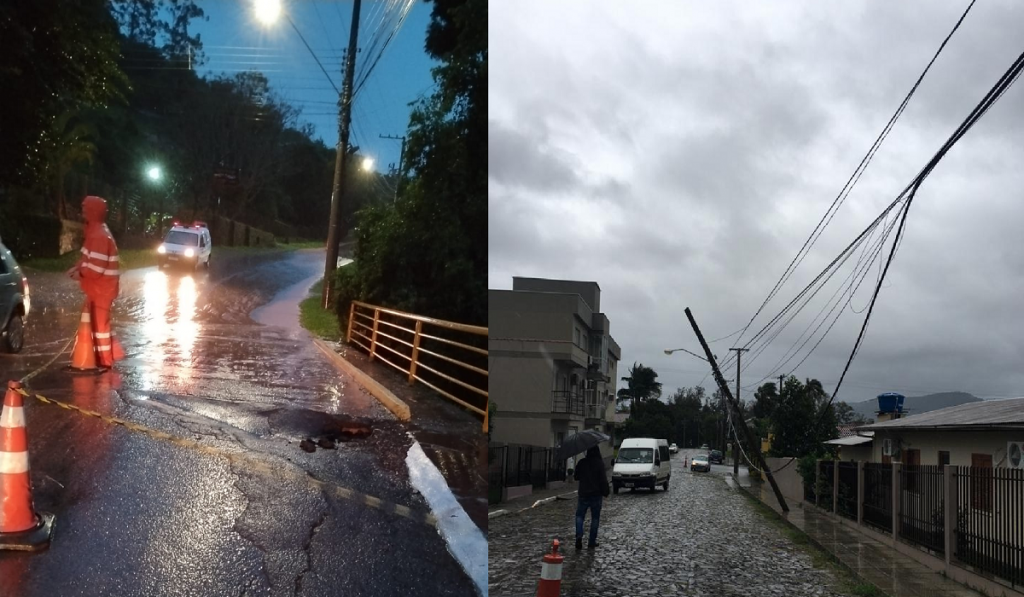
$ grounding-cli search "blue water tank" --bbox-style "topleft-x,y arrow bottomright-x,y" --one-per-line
877,392 -> 905,413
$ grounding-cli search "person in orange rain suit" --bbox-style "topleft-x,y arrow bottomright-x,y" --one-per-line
65,196 -> 124,367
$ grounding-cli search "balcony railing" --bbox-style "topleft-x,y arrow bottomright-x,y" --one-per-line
551,390 -> 585,416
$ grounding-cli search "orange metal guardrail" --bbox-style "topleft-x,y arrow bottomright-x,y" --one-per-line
345,300 -> 488,432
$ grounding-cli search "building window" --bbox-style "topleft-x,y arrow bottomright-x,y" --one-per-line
938,451 -> 950,467
970,453 -> 993,512
574,328 -> 580,346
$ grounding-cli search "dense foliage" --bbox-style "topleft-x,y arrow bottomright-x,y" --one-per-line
0,0 -> 388,243
334,0 -> 486,325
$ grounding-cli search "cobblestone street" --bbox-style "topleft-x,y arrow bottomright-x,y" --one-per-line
489,453 -> 856,596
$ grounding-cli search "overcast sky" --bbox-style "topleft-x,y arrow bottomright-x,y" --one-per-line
489,1 -> 1024,406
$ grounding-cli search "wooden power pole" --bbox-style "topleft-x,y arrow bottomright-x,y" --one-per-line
729,347 -> 748,478
686,308 -> 789,512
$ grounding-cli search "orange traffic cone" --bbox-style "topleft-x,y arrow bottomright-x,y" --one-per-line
535,539 -> 564,597
0,381 -> 55,551
110,332 -> 125,362
65,309 -> 107,375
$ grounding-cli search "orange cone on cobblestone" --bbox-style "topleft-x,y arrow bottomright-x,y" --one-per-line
0,381 -> 55,551
535,538 -> 564,597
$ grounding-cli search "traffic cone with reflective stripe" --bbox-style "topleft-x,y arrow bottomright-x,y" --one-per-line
0,381 -> 55,551
536,539 -> 564,597
65,307 -> 106,375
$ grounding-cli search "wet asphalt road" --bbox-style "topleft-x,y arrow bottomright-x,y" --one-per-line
0,248 -> 477,596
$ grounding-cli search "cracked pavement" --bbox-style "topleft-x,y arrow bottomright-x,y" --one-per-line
489,451 -> 859,597
0,248 -> 477,596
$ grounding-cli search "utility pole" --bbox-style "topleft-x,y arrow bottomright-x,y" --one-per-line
322,0 -> 363,309
730,347 -> 749,478
379,134 -> 405,204
686,308 -> 789,512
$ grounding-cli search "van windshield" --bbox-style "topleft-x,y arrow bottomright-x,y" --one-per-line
617,448 -> 653,464
165,231 -> 199,246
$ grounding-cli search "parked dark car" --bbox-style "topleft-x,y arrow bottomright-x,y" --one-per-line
709,450 -> 724,464
0,239 -> 29,353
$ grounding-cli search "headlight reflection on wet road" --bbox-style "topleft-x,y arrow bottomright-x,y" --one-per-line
140,270 -> 200,388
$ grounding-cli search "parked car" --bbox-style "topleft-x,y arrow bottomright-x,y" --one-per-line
709,449 -> 724,464
158,221 -> 212,270
700,444 -> 709,450
669,443 -> 678,454
612,438 -> 671,493
0,239 -> 29,353
690,453 -> 711,472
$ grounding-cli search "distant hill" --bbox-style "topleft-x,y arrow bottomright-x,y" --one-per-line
850,391 -> 983,421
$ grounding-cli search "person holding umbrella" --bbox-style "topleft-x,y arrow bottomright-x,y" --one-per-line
555,429 -> 610,550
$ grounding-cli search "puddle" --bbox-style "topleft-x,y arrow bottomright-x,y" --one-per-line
250,271 -> 321,331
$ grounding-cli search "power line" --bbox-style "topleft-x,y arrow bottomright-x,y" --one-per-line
728,0 -> 979,361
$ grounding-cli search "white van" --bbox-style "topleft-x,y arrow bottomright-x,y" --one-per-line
611,438 -> 671,493
158,221 -> 212,270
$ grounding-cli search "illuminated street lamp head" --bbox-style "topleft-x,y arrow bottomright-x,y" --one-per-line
361,157 -> 374,172
146,166 -> 161,181
254,0 -> 282,25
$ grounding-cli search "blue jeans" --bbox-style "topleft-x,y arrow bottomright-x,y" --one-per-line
575,495 -> 603,545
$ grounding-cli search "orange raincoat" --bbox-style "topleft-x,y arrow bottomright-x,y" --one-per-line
74,196 -> 122,366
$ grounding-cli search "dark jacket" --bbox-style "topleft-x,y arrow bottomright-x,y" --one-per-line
574,448 -> 609,499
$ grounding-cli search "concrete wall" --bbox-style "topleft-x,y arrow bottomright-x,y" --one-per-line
489,354 -> 555,414
871,429 -> 1022,467
512,277 -> 601,312
763,457 -> 806,501
489,289 -> 583,342
490,416 -> 552,448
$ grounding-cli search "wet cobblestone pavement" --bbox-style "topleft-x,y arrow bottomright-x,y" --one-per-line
489,455 -> 855,597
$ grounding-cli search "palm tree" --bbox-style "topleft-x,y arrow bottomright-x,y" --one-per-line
616,362 -> 663,411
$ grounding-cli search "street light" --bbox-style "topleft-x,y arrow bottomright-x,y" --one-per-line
664,347 -> 714,362
147,166 -> 162,182
361,157 -> 374,172
253,0 -> 282,25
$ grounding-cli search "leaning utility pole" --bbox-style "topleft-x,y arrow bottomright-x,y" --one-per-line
686,308 -> 789,512
379,134 -> 406,204
729,347 -> 749,478
322,0 -> 363,309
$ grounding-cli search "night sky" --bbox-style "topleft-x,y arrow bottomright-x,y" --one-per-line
189,0 -> 437,173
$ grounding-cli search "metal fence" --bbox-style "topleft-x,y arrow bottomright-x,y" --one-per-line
955,466 -> 1024,589
488,444 -> 567,503
863,462 -> 892,533
837,461 -> 858,521
899,465 -> 945,555
345,300 -> 488,431
818,460 -> 834,512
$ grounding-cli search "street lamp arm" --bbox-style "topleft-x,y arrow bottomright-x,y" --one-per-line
664,347 -> 713,362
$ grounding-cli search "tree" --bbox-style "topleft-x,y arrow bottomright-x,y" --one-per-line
834,401 -> 867,426
768,376 -> 840,459
333,0 -> 486,325
0,0 -> 128,189
616,362 -> 662,410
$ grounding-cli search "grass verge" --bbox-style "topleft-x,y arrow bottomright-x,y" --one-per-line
737,486 -> 889,597
299,278 -> 341,341
22,248 -> 158,272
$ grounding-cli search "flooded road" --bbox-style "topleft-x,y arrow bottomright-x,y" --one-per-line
0,248 -> 480,596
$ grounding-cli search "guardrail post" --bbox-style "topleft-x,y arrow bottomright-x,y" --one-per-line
346,302 -> 355,344
408,320 -> 423,384
369,308 -> 381,361
857,461 -> 865,526
944,464 -> 955,566
833,459 -> 839,515
892,462 -> 902,543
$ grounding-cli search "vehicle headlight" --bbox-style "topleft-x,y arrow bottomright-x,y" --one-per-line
184,248 -> 195,257
157,245 -> 166,254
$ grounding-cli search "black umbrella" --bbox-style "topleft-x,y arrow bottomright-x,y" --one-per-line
554,429 -> 610,461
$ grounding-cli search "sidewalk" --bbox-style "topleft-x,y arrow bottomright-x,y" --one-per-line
742,481 -> 982,597
488,481 -> 579,518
